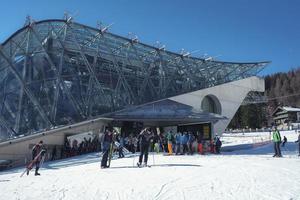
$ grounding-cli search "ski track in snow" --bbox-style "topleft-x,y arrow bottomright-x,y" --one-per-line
0,131 -> 300,200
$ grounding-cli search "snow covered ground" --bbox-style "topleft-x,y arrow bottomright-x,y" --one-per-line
221,131 -> 272,147
0,131 -> 299,200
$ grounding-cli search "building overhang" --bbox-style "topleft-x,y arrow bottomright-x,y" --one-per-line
102,99 -> 227,127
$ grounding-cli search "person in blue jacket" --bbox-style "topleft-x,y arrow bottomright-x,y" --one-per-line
181,132 -> 188,155
175,132 -> 181,155
187,132 -> 195,155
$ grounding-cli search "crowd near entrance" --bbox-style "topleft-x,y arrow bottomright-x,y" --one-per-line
58,121 -> 222,164
116,122 -> 218,155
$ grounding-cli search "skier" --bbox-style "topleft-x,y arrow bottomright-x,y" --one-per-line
215,136 -> 222,154
27,140 -> 46,176
295,131 -> 300,156
272,127 -> 282,157
282,136 -> 287,147
137,128 -> 154,167
100,128 -> 114,168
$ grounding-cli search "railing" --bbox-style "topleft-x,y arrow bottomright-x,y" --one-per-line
225,126 -> 300,134
221,133 -> 272,152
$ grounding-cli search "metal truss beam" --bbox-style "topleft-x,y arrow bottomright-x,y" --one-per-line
66,23 -> 110,106
0,46 -> 53,127
30,23 -> 86,119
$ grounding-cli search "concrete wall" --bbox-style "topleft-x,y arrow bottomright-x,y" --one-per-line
169,76 -> 265,135
0,133 -> 65,166
0,118 -> 108,167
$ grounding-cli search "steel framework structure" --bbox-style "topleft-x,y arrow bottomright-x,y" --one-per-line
0,19 -> 269,139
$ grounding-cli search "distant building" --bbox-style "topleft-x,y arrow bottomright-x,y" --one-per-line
272,106 -> 300,126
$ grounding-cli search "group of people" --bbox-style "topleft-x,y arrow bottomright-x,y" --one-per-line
272,127 -> 300,157
163,131 -> 222,156
99,127 -> 223,168
100,127 -> 154,168
120,134 -> 139,153
62,136 -> 99,158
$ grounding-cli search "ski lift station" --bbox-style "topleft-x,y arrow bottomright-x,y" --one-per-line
0,18 -> 269,167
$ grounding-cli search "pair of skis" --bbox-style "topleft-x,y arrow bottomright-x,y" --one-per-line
20,150 -> 45,177
137,162 -> 151,168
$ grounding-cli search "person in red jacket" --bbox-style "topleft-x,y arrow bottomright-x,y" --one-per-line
27,140 -> 46,176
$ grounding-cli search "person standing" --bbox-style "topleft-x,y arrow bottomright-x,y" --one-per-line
197,132 -> 204,154
179,132 -> 185,155
101,128 -> 113,168
51,145 -> 57,161
182,132 -> 188,155
282,136 -> 287,147
215,137 -> 222,154
295,131 -> 300,156
175,132 -> 181,155
153,133 -> 160,153
137,128 -> 153,167
166,131 -> 173,155
128,134 -> 134,153
27,140 -> 46,176
116,134 -> 125,158
187,132 -> 195,155
272,127 -> 282,157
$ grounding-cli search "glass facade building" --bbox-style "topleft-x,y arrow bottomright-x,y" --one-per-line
0,19 -> 268,139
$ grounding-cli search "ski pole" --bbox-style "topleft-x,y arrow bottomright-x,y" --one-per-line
152,151 -> 155,166
40,155 -> 45,169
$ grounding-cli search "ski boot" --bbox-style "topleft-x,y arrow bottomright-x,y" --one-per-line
35,167 -> 41,176
137,162 -> 142,168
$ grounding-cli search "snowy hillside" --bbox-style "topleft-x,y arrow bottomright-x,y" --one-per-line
0,132 -> 299,200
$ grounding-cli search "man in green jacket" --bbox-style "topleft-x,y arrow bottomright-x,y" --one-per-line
272,127 -> 282,157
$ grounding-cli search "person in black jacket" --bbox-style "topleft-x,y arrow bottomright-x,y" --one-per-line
282,136 -> 287,147
101,129 -> 113,168
51,145 -> 57,161
137,128 -> 153,167
215,137 -> 222,154
116,134 -> 125,158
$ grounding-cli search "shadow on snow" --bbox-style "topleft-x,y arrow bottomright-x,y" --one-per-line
108,163 -> 202,169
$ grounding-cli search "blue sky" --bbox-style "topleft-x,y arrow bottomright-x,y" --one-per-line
0,0 -> 299,75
